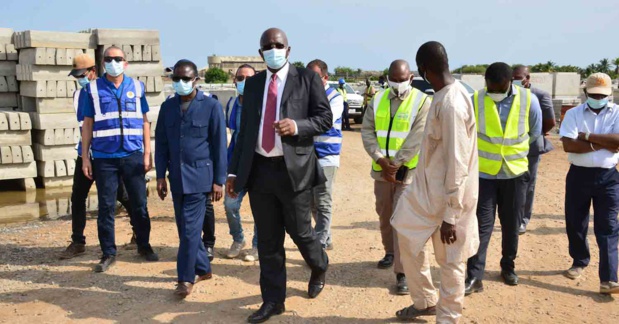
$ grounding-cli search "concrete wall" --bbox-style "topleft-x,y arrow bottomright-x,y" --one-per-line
530,73 -> 553,95
553,72 -> 581,100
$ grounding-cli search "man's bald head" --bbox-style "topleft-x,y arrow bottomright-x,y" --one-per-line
512,64 -> 530,81
416,41 -> 449,73
388,59 -> 411,83
260,28 -> 289,49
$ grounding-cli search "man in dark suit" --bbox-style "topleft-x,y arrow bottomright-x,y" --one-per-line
155,59 -> 227,298
512,65 -> 556,234
226,28 -> 332,323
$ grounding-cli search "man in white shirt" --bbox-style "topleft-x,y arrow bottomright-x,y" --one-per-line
226,28 -> 333,323
306,59 -> 344,251
559,72 -> 619,294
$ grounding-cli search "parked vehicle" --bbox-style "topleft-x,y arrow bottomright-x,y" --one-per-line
327,81 -> 365,123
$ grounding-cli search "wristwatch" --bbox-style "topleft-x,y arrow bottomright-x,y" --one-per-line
585,132 -> 591,141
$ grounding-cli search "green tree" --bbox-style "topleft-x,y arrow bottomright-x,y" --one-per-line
203,67 -> 228,83
382,68 -> 389,76
598,58 -> 611,74
453,65 -> 486,74
613,57 -> 619,75
545,61 -> 557,72
292,61 -> 305,69
334,66 -> 356,78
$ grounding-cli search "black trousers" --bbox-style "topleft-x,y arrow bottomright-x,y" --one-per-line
523,155 -> 541,226
342,102 -> 350,130
467,173 -> 529,280
202,199 -> 215,249
70,156 -> 133,244
248,154 -> 329,303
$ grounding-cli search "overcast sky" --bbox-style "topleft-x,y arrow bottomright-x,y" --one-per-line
3,0 -> 618,71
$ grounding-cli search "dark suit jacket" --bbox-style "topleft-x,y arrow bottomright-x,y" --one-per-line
529,87 -> 555,156
155,91 -> 227,195
228,64 -> 333,192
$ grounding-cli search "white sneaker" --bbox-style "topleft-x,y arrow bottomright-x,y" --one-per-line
243,247 -> 259,262
226,241 -> 246,259
600,281 -> 619,294
564,266 -> 584,280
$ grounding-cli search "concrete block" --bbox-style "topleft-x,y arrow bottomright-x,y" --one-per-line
36,160 -> 55,177
29,112 -> 78,130
0,93 -> 18,107
0,162 -> 37,180
0,61 -> 16,76
94,29 -> 160,45
40,176 -> 73,188
16,64 -> 73,81
151,45 -> 161,61
553,72 -> 581,99
73,127 -> 80,143
0,76 -> 7,92
145,76 -> 155,92
142,45 -> 152,61
63,128 -> 74,144
0,130 -> 32,146
16,30 -> 96,49
125,62 -> 163,77
32,144 -> 76,161
122,45 -> 134,61
17,112 -> 31,130
10,146 -> 23,163
0,113 -> 7,130
65,48 -> 76,65
33,129 -> 55,145
55,48 -> 67,65
66,81 -> 77,98
145,92 -> 165,107
46,79 -> 57,97
54,160 -> 67,177
530,73 -> 554,95
133,45 -> 143,61
21,97 -> 74,114
4,111 -> 20,130
0,28 -> 13,44
56,80 -> 67,98
66,158 -> 76,175
22,146 -> 34,163
45,48 -> 56,65
53,128 -> 65,145
0,45 -> 5,60
0,146 -> 12,163
154,76 -> 163,92
20,81 -> 49,98
18,48 -> 47,65
5,44 -> 17,61
6,76 -> 18,92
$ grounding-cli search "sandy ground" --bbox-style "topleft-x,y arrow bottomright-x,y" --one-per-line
0,130 -> 617,324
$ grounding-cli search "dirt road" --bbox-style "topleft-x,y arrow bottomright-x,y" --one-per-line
0,131 -> 617,323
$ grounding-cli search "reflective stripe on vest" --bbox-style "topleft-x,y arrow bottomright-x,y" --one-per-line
371,88 -> 429,171
314,87 -> 343,158
474,87 -> 531,176
90,78 -> 144,153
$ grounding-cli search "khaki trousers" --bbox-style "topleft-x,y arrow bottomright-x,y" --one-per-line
398,227 -> 466,324
374,181 -> 406,274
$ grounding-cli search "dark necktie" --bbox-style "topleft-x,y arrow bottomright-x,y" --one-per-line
262,74 -> 277,153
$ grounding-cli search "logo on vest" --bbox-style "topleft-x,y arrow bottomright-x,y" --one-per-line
127,91 -> 135,99
396,112 -> 409,120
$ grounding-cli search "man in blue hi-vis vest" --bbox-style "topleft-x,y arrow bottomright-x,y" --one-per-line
306,59 -> 344,251
80,46 -> 158,273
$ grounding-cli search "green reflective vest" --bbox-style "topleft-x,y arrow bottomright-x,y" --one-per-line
474,87 -> 531,176
372,87 -> 429,171
337,88 -> 347,102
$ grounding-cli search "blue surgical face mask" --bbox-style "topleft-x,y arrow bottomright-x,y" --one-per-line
512,80 -> 523,87
77,76 -> 90,88
104,60 -> 124,77
236,79 -> 246,95
173,80 -> 195,96
262,48 -> 288,70
587,96 -> 609,109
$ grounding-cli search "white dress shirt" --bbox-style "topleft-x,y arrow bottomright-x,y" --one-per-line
256,62 -> 292,157
559,102 -> 619,168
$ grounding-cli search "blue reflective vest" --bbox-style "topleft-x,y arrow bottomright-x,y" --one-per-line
90,78 -> 144,154
314,87 -> 343,158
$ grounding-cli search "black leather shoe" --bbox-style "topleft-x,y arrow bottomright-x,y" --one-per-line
94,255 -> 116,273
464,277 -> 484,296
377,254 -> 394,269
207,246 -> 214,261
501,270 -> 518,286
138,245 -> 159,262
519,224 -> 527,235
396,273 -> 409,295
308,269 -> 327,298
247,302 -> 285,323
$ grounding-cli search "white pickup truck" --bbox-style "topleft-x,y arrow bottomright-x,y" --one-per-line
327,81 -> 365,123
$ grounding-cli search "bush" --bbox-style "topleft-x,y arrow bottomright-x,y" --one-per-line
204,67 -> 229,83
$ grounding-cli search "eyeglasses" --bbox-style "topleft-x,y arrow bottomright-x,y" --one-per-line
171,76 -> 196,83
261,43 -> 286,51
103,56 -> 124,63
74,68 -> 94,79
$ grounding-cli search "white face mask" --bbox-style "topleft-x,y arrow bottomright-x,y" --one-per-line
487,91 -> 508,103
387,78 -> 411,97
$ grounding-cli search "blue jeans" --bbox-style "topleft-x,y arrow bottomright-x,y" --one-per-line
224,189 -> 258,248
93,152 -> 151,256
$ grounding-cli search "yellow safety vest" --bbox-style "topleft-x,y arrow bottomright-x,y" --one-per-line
372,88 -> 429,171
474,87 -> 531,176
337,88 -> 347,102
